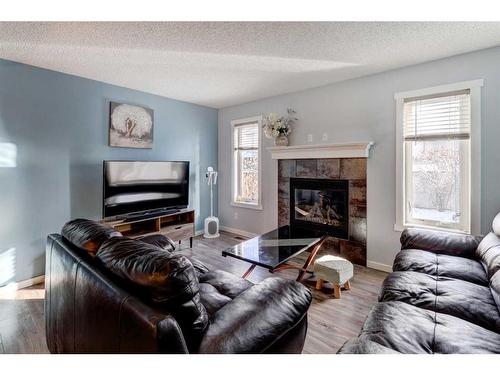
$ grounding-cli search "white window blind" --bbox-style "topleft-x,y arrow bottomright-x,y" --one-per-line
403,90 -> 471,141
234,123 -> 259,150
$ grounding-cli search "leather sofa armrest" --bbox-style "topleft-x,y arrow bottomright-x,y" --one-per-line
198,277 -> 312,354
118,296 -> 190,353
400,227 -> 481,258
157,316 -> 189,353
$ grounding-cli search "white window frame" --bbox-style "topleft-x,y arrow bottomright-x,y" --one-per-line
394,79 -> 483,235
230,115 -> 263,210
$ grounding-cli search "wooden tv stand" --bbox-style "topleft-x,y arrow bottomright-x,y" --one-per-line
102,209 -> 195,248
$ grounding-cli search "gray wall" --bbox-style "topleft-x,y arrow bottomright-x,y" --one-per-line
218,46 -> 500,269
0,59 -> 218,286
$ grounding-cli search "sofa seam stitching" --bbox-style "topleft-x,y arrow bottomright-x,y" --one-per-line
118,295 -> 130,352
431,253 -> 438,354
48,239 -> 54,351
73,260 -> 81,353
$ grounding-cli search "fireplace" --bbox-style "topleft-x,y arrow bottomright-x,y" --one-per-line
290,178 -> 349,239
278,158 -> 367,266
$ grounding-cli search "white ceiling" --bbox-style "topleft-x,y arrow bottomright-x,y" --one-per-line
1,22 -> 500,108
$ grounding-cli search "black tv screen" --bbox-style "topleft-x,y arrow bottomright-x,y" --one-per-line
103,160 -> 189,218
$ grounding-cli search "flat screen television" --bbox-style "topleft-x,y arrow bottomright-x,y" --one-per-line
103,160 -> 189,218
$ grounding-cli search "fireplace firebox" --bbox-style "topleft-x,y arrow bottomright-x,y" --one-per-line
290,178 -> 349,239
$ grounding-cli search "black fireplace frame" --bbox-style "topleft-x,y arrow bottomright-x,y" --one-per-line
289,177 -> 349,239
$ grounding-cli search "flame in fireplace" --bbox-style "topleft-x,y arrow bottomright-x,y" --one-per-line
295,204 -> 343,226
294,187 -> 345,227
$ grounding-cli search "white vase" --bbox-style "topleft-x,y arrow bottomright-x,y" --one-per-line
274,135 -> 289,147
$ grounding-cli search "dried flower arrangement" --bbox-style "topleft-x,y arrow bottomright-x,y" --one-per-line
262,108 -> 297,144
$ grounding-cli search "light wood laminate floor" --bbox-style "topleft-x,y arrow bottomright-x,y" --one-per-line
0,231 -> 387,354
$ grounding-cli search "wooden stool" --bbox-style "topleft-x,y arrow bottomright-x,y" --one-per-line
313,255 -> 353,299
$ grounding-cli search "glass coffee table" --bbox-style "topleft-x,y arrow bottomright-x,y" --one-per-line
222,226 -> 328,281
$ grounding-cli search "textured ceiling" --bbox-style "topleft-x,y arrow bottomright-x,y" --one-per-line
1,22 -> 500,108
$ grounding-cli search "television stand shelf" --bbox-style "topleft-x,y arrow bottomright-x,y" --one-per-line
102,209 -> 195,248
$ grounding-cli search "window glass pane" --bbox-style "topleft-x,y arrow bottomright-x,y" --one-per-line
407,139 -> 465,224
238,150 -> 258,203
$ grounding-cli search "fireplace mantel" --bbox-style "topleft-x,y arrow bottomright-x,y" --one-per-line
268,142 -> 374,160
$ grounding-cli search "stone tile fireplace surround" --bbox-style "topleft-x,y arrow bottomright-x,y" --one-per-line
278,158 -> 367,265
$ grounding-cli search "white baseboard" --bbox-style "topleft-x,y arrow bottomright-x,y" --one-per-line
219,226 -> 258,239
366,261 -> 392,273
0,275 -> 45,292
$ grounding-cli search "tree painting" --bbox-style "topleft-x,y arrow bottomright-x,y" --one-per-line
109,102 -> 153,148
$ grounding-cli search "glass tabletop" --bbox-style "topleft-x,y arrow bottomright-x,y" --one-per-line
222,226 -> 322,270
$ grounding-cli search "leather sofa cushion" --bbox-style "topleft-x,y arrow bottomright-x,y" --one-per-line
476,232 -> 500,278
492,212 -> 500,236
97,237 -> 199,305
138,234 -> 175,252
400,228 -> 480,258
198,277 -> 312,353
393,249 -> 488,286
379,271 -> 500,333
198,270 -> 253,316
341,301 -> 500,353
199,270 -> 254,299
338,338 -> 400,354
491,271 -> 500,311
189,258 -> 211,278
61,219 -> 122,256
96,237 -> 209,349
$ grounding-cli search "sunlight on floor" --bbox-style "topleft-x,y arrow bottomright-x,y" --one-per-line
0,247 -> 16,285
0,285 -> 45,300
0,142 -> 17,167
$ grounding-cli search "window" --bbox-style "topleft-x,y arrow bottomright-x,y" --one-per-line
395,80 -> 482,234
231,116 -> 262,209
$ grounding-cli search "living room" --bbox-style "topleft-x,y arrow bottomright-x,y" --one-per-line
1,1 -> 500,372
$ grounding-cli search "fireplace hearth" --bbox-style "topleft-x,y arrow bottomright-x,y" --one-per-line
290,178 -> 348,239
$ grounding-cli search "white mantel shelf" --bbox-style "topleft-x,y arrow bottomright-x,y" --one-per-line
268,142 -> 374,160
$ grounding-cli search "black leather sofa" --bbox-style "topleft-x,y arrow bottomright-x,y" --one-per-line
45,219 -> 312,353
339,213 -> 500,354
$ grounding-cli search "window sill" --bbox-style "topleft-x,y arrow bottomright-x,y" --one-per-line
394,223 -> 469,235
230,201 -> 263,211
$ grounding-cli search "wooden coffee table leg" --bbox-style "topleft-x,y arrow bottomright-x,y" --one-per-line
296,236 -> 327,282
315,279 -> 324,290
242,264 -> 256,279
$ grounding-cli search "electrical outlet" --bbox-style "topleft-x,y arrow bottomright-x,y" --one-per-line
322,133 -> 328,141
234,212 -> 238,220
307,134 -> 313,143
